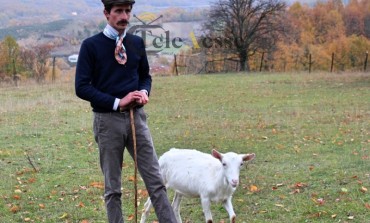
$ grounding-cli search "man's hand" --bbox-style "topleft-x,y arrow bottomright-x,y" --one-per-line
119,91 -> 149,110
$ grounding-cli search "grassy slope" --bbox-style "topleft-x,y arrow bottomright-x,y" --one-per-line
0,72 -> 369,222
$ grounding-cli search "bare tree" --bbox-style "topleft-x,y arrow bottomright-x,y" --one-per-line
204,0 -> 286,71
19,48 -> 36,79
34,44 -> 53,83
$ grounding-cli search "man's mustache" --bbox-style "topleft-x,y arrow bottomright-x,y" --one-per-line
117,20 -> 129,25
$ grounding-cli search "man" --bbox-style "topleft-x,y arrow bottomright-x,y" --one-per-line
75,0 -> 177,222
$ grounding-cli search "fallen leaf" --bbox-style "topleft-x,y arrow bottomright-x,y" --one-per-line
341,188 -> 348,193
24,218 -> 31,222
13,195 -> 21,200
10,205 -> 20,213
311,212 -> 322,218
127,214 -> 134,221
360,186 -> 367,193
139,189 -> 149,197
348,215 -> 354,220
14,189 -> 22,193
272,184 -> 284,190
316,198 -> 325,205
90,182 -> 104,189
294,182 -> 307,188
250,185 -> 259,192
365,203 -> 370,210
274,204 -> 290,212
39,204 -> 45,209
290,189 -> 300,194
80,220 -> 89,223
78,202 -> 85,208
28,178 -> 36,183
59,213 -> 68,219
331,214 -> 337,219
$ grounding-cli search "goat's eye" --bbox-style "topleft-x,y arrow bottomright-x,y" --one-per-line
222,163 -> 226,166
240,163 -> 244,166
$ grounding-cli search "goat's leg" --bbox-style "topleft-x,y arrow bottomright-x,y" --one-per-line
222,197 -> 236,223
140,198 -> 153,223
200,196 -> 213,223
172,192 -> 183,223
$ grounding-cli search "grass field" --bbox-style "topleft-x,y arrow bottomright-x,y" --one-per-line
0,72 -> 369,223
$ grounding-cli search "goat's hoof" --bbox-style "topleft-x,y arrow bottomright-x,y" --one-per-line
231,216 -> 236,223
207,220 -> 213,223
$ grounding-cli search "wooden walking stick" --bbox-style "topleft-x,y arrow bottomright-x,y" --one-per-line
130,108 -> 138,223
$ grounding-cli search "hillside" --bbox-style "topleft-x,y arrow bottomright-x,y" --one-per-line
0,0 -> 212,29
0,0 -> 339,30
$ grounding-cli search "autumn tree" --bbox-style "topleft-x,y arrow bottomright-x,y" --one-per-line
343,0 -> 370,38
203,0 -> 286,71
359,0 -> 370,38
347,35 -> 370,69
0,36 -> 19,76
344,0 -> 364,36
271,2 -> 314,72
310,1 -> 346,44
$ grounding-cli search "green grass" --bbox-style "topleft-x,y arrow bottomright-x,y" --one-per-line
1,72 -> 369,223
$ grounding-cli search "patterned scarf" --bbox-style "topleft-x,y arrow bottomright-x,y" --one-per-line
103,24 -> 127,65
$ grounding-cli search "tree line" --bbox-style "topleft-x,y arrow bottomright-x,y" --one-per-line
0,36 -> 54,85
196,0 -> 370,72
1,0 -> 369,85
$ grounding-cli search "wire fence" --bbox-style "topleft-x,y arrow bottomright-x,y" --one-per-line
171,51 -> 369,75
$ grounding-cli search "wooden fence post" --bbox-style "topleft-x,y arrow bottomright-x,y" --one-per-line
52,56 -> 56,83
364,51 -> 368,72
12,58 -> 18,87
309,53 -> 312,73
259,52 -> 264,72
330,52 -> 334,73
174,54 -> 179,76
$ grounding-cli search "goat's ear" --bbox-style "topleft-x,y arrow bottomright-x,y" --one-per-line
242,153 -> 256,162
212,149 -> 223,161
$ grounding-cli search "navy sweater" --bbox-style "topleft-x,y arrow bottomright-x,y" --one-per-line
75,32 -> 151,112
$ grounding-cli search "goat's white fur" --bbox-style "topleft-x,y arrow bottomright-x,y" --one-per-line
140,148 -> 256,223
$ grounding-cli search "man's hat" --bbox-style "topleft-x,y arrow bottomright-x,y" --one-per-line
101,0 -> 135,6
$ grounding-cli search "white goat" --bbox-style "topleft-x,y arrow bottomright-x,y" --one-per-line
140,148 -> 256,223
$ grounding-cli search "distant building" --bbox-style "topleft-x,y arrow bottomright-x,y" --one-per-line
68,54 -> 79,63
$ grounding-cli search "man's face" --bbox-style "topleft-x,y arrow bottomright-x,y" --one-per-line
104,4 -> 132,33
